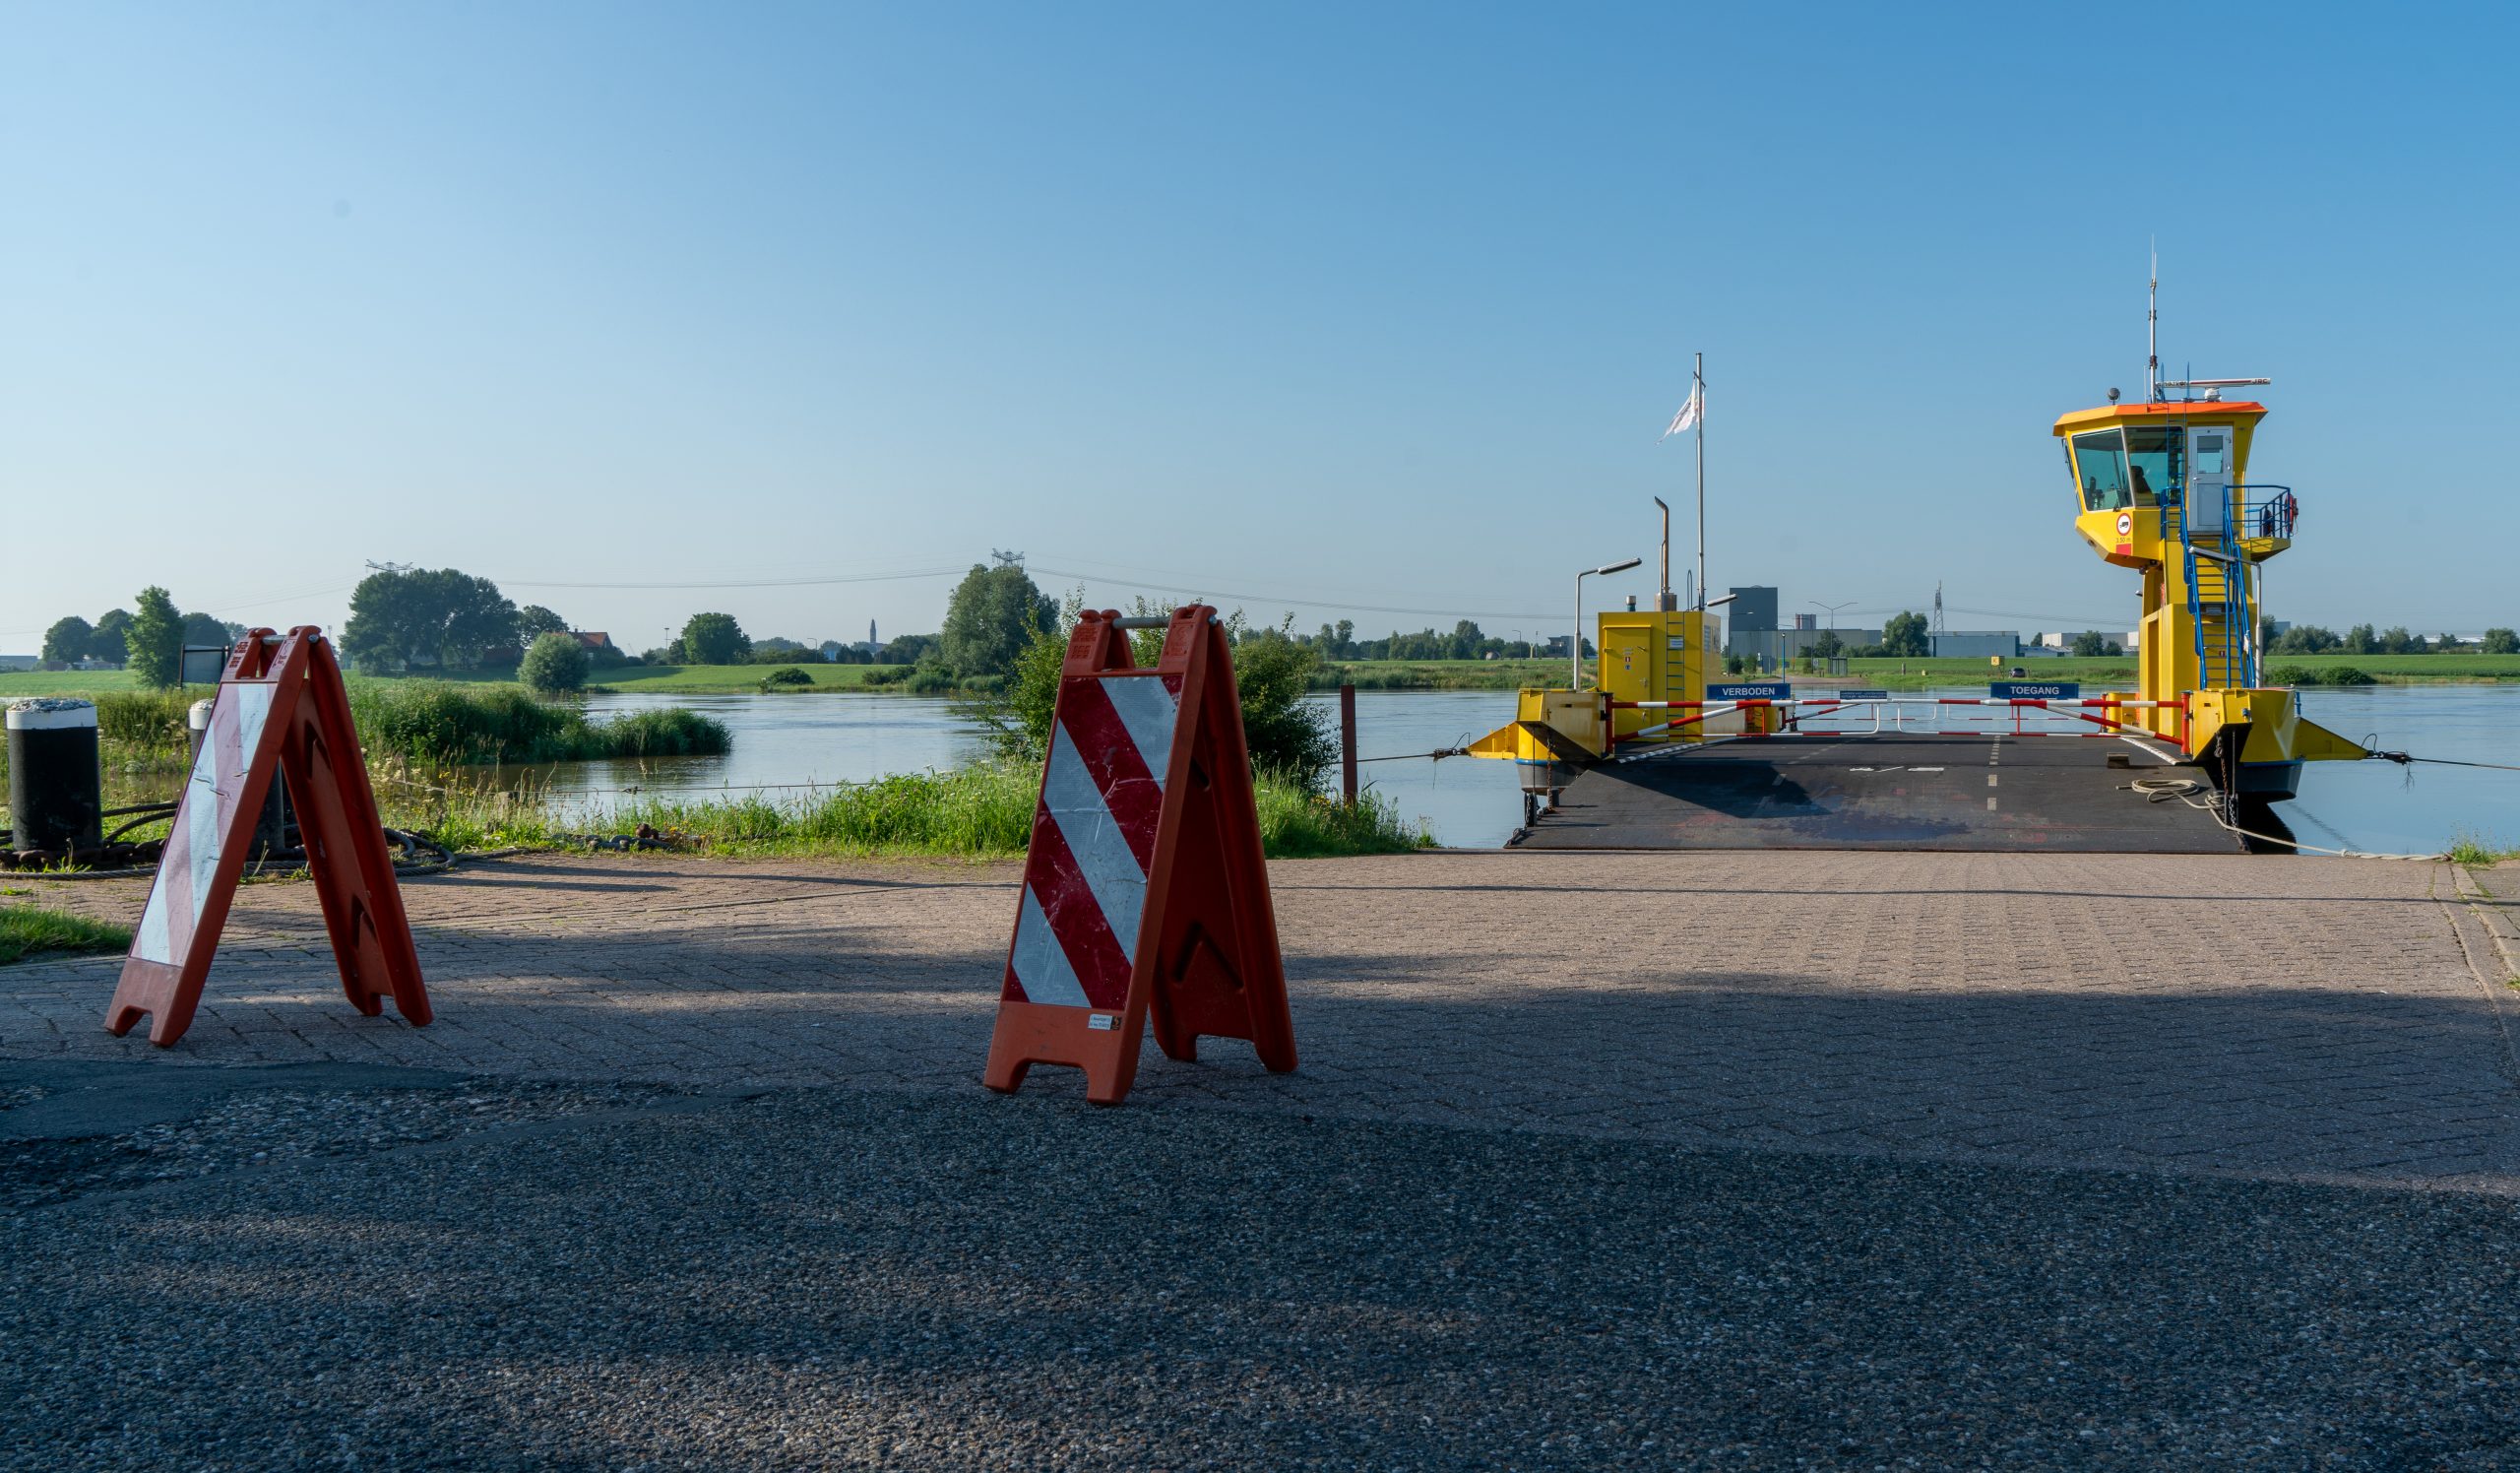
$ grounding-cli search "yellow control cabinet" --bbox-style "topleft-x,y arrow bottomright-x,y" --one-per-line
1596,608 -> 1717,748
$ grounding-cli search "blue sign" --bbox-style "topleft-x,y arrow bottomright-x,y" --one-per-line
1834,687 -> 1890,701
1706,681 -> 1790,701
1990,680 -> 2079,700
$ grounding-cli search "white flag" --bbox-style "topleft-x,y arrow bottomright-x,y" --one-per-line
1661,380 -> 1702,439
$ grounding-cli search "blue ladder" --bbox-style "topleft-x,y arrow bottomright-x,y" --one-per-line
2177,500 -> 2253,689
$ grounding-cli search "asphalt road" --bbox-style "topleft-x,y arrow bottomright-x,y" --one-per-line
1522,734 -> 2238,852
6,1062 -> 2516,1470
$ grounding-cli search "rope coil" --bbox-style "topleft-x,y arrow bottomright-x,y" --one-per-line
2127,775 -> 2443,861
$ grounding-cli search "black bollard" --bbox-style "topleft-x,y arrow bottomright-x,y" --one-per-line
7,698 -> 103,855
188,697 -> 289,857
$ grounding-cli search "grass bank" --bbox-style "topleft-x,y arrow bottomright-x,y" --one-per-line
0,903 -> 133,965
389,763 -> 1429,861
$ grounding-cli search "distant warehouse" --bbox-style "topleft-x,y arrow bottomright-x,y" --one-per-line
1929,631 -> 2020,659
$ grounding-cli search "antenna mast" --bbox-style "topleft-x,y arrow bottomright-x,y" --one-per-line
2146,241 -> 2159,402
1694,352 -> 1706,610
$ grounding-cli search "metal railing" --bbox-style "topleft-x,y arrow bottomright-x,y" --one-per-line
2236,484 -> 2298,541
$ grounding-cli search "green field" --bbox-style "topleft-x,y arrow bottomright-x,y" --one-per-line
1322,652 -> 2520,693
0,670 -> 145,696
1836,654 -> 2520,689
1824,658 -> 2137,691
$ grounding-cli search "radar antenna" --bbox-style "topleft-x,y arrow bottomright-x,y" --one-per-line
2147,241 -> 2159,402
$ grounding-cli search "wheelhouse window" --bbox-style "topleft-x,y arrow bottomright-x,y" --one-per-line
2190,427 -> 2230,476
2123,425 -> 2184,506
2070,430 -> 2129,511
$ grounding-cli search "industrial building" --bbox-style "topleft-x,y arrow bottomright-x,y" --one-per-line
1928,631 -> 2022,659
1721,586 -> 1865,665
1716,583 -> 2024,663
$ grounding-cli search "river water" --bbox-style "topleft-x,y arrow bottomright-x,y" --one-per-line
537,686 -> 2519,855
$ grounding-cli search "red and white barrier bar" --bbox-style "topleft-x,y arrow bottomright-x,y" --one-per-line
1604,696 -> 2187,745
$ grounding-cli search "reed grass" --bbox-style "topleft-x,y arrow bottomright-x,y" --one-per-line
343,679 -> 730,764
93,689 -> 196,745
367,762 -> 1426,861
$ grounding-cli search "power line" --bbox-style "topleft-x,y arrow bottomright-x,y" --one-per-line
479,566 -> 970,592
1025,565 -> 1564,623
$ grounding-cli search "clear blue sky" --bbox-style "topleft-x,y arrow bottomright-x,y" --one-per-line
6,2 -> 2514,652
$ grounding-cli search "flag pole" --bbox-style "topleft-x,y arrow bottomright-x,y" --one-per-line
1693,352 -> 1706,610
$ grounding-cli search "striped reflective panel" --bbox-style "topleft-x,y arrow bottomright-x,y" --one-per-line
1099,675 -> 1178,785
1007,884 -> 1089,1008
1004,672 -> 1182,1010
134,683 -> 274,966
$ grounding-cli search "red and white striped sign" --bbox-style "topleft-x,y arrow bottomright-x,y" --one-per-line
109,626 -> 428,1049
1004,671 -> 1182,1014
983,605 -> 1293,1105
132,682 -> 277,970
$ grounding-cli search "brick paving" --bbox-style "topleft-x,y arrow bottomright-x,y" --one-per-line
7,850 -> 2518,1192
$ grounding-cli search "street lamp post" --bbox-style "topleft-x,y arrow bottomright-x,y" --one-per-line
1573,557 -> 1643,686
1808,600 -> 1858,666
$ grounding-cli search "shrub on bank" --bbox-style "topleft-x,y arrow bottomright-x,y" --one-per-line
988,608 -> 1336,787
906,660 -> 962,694
2267,665 -> 2377,687
598,707 -> 734,757
520,633 -> 591,694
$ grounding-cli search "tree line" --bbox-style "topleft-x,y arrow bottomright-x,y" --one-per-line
40,594 -> 245,679
49,560 -> 2520,696
339,566 -> 942,674
2265,623 -> 2518,656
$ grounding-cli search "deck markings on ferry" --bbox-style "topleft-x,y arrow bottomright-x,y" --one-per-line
1987,773 -> 1999,787
1911,766 -> 1943,773
1986,797 -> 1998,810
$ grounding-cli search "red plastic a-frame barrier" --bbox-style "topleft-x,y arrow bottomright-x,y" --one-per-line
107,626 -> 430,1048
983,605 -> 1296,1105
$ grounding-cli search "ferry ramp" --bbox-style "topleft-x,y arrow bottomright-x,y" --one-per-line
1516,733 -> 2239,853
